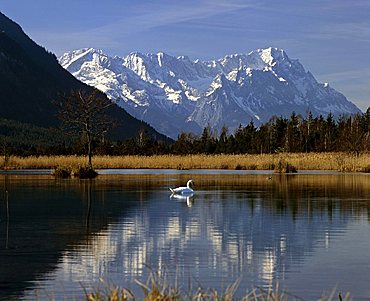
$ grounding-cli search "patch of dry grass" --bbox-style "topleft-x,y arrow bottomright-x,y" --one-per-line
84,271 -> 350,301
1,153 -> 370,172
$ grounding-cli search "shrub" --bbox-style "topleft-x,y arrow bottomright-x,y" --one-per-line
72,165 -> 98,179
176,163 -> 189,170
235,164 -> 245,170
359,165 -> 370,173
52,166 -> 71,178
268,163 -> 275,170
274,159 -> 297,173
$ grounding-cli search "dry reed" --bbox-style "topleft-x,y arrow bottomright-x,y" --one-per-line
84,271 -> 350,301
1,153 -> 370,172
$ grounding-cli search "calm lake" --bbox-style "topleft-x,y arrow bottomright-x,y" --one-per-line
1,171 -> 370,300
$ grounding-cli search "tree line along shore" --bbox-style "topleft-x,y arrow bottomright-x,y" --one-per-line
3,106 -> 370,159
2,89 -> 370,174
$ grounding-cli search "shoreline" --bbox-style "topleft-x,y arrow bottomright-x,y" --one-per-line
0,168 -> 346,176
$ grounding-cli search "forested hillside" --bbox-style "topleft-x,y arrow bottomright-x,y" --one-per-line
0,12 -> 169,141
0,118 -> 75,156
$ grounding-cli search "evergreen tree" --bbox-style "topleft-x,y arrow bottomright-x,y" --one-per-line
172,132 -> 196,155
271,116 -> 288,152
215,126 -> 229,154
198,126 -> 216,154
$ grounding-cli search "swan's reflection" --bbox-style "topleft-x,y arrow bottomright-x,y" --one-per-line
170,192 -> 195,207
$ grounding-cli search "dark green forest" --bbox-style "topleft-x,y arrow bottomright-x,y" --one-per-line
0,119 -> 75,156
2,109 -> 370,157
169,110 -> 370,156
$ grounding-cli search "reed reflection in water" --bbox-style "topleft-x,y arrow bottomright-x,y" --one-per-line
1,174 -> 370,300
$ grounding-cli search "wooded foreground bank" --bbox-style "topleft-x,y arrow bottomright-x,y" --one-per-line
1,153 -> 370,172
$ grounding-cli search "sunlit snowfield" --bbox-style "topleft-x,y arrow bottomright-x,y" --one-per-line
1,172 -> 370,300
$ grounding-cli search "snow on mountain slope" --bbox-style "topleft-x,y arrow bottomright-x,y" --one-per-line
59,47 -> 361,139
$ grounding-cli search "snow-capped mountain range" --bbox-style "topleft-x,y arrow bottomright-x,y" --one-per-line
59,47 -> 360,139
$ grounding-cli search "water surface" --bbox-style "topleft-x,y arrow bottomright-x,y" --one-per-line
1,173 -> 370,300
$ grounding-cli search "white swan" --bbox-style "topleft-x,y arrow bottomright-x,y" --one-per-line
169,179 -> 194,195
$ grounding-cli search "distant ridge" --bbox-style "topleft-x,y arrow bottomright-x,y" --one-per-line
60,47 -> 361,139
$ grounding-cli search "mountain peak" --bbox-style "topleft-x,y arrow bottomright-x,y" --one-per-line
206,73 -> 229,96
254,47 -> 288,67
88,47 -> 105,55
59,48 -> 108,72
156,51 -> 174,67
60,47 -> 361,139
126,51 -> 147,60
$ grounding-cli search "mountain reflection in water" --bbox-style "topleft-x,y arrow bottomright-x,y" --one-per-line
1,173 -> 370,300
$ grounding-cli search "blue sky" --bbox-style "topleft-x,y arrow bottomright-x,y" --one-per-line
1,0 -> 369,110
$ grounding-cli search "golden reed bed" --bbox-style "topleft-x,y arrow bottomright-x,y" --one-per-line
1,152 -> 370,172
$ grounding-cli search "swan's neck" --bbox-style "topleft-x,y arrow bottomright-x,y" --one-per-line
187,181 -> 192,188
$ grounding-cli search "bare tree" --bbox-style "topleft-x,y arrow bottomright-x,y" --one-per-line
57,89 -> 113,167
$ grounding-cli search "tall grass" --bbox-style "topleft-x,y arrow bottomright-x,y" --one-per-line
84,271 -> 350,301
1,152 -> 370,172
